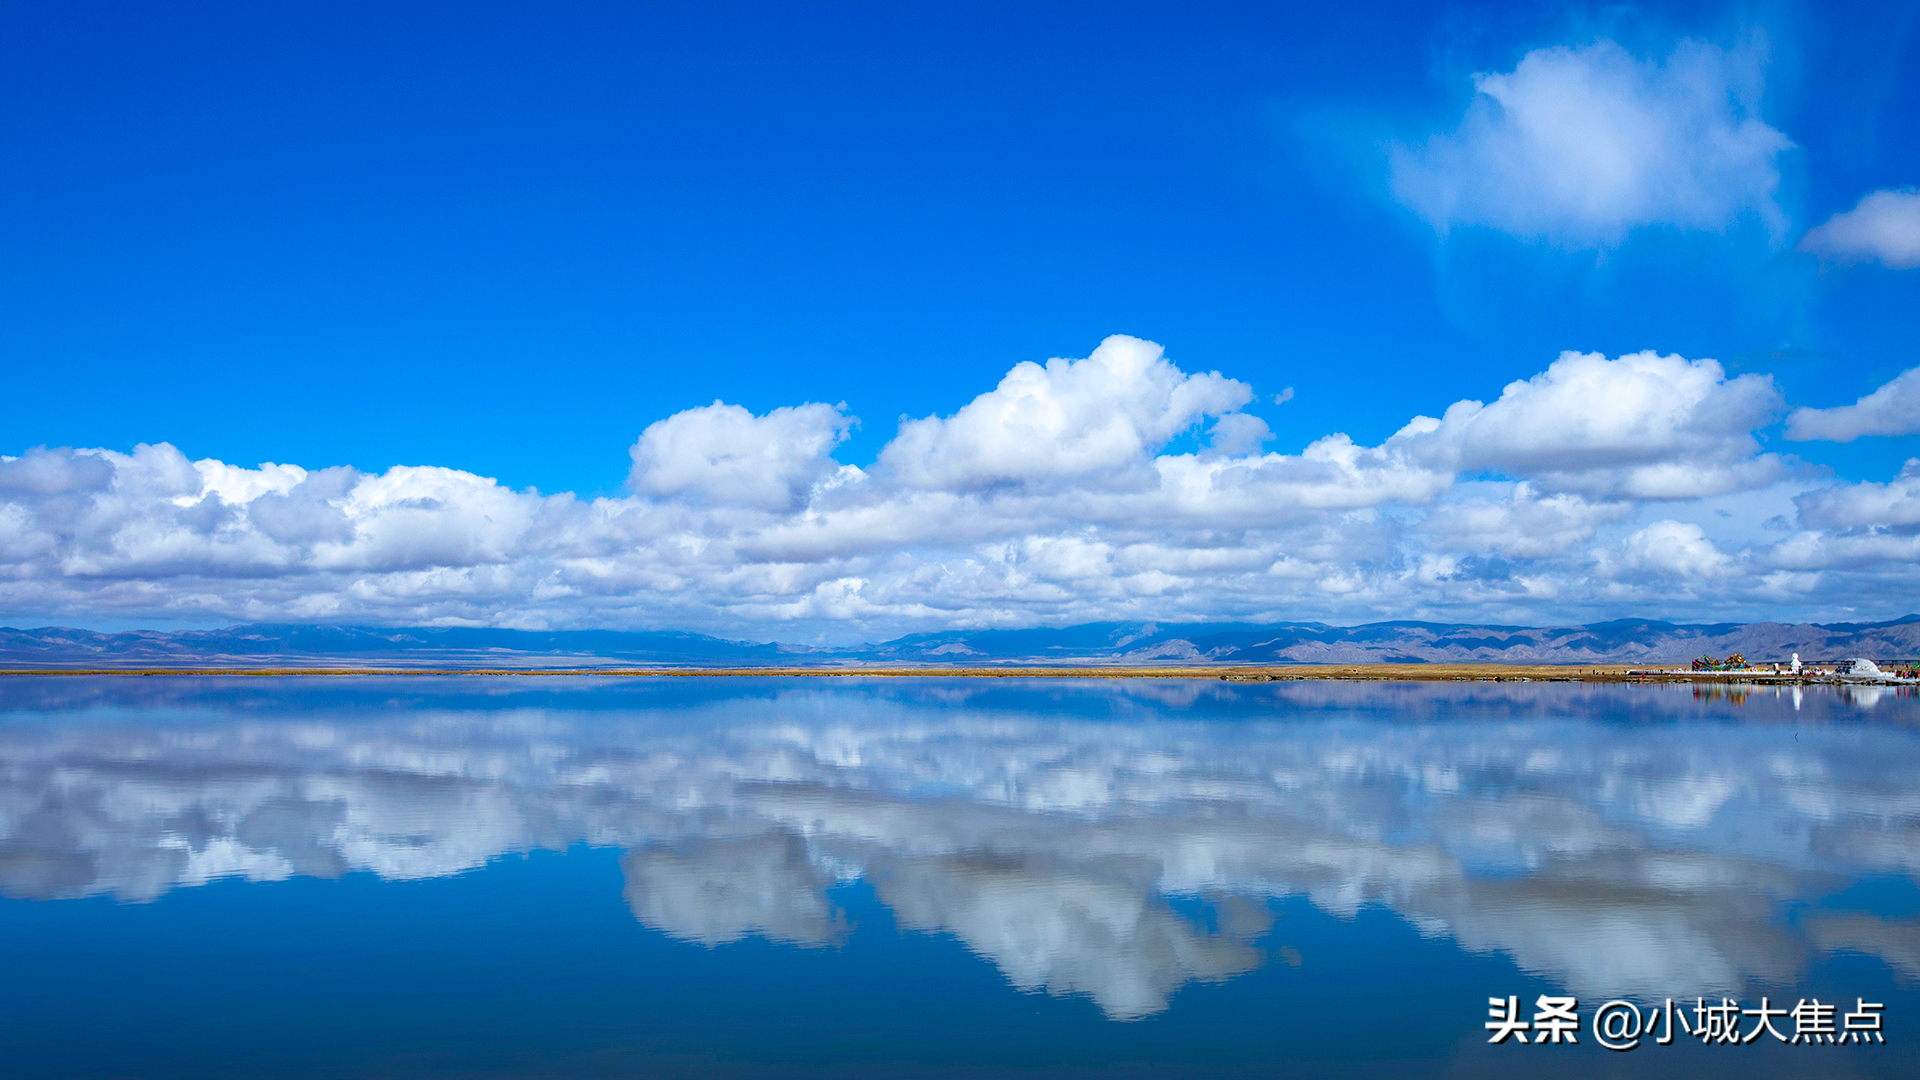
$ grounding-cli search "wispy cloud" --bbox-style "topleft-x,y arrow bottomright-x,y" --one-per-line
1390,38 -> 1792,247
1800,189 -> 1920,269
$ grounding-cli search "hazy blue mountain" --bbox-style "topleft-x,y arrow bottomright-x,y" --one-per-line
867,617 -> 1920,665
0,624 -> 804,668
2,616 -> 1917,669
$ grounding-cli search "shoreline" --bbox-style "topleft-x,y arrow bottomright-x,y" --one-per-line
0,663 -> 1909,685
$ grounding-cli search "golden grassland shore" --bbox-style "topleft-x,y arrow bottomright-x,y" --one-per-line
0,663 -> 1828,682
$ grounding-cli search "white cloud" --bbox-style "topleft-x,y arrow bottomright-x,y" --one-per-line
1423,485 -> 1632,559
1618,520 -> 1734,579
0,446 -> 116,496
1201,411 -> 1273,457
1405,350 -> 1784,499
1785,365 -> 1920,442
1390,38 -> 1792,246
879,335 -> 1253,489
630,400 -> 853,511
1799,189 -> 1920,269
1793,460 -> 1920,531
0,339 -> 1912,632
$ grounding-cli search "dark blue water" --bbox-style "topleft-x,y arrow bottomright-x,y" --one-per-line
1,676 -> 1915,1077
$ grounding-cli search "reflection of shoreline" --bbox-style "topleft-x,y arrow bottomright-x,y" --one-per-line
1,680 -> 1916,1018
0,673 -> 1907,730
10,664 -> 1918,690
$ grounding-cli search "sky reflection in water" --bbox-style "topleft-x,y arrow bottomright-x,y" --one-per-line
1,676 -> 1915,1076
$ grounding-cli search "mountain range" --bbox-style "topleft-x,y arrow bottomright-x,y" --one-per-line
2,616 -> 1917,669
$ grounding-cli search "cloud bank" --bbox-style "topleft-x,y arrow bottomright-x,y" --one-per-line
1390,38 -> 1792,246
1,336 -> 1914,635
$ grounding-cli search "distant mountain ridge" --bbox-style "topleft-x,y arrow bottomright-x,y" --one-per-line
2,616 -> 1918,669
868,617 -> 1920,666
0,624 -> 807,669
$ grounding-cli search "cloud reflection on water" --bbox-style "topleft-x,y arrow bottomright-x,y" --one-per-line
0,678 -> 1915,1019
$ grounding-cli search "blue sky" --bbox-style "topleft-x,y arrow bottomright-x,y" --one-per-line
2,1 -> 1918,637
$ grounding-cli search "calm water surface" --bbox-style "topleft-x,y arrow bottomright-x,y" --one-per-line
1,676 -> 1916,1078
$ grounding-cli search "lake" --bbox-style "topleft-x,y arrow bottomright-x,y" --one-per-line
1,675 -> 1914,1078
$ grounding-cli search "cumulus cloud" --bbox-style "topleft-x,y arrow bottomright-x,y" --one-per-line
1617,520 -> 1734,579
1785,366 -> 1920,442
1793,460 -> 1920,531
245,466 -> 360,547
1799,189 -> 1920,269
1423,485 -> 1632,559
0,446 -> 115,496
878,336 -> 1253,490
1390,38 -> 1792,245
1404,350 -> 1784,499
630,400 -> 854,510
0,338 -> 1911,632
